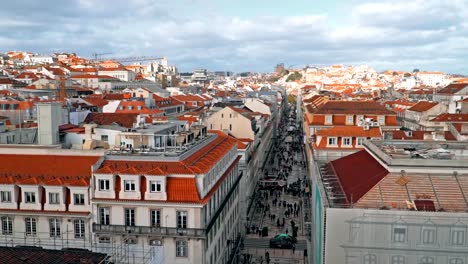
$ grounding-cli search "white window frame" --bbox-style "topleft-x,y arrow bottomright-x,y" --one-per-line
327,137 -> 337,146
420,256 -> 434,264
449,258 -> 464,264
99,207 -> 110,225
393,226 -> 407,243
346,115 -> 354,125
124,180 -> 136,192
342,137 -> 352,146
176,240 -> 188,257
325,115 -> 333,125
378,116 -> 385,125
73,193 -> 85,205
99,179 -> 110,191
25,217 -> 37,236
1,216 -> 13,235
391,255 -> 405,264
49,218 -> 61,238
421,227 -> 436,244
74,219 -> 85,238
363,254 -> 377,264
0,191 -> 11,203
357,137 -> 365,146
177,211 -> 188,229
150,181 -> 162,193
49,192 -> 60,204
25,192 -> 36,203
451,229 -> 465,246
150,209 -> 161,227
125,208 -> 135,226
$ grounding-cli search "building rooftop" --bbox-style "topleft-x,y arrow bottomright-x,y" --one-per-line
317,140 -> 468,212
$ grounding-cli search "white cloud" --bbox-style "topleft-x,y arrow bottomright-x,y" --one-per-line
0,0 -> 466,73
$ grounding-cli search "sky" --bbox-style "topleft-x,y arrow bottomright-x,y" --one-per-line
0,0 -> 467,73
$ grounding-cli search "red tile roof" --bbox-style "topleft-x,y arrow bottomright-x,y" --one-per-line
437,83 -> 468,95
0,155 -> 100,186
407,101 -> 438,112
330,150 -> 389,204
313,101 -> 395,115
83,112 -> 138,128
431,113 -> 468,122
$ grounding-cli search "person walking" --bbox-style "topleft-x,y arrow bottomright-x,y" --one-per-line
292,244 -> 296,254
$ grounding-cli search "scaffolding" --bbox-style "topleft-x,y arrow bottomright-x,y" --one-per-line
0,231 -> 163,264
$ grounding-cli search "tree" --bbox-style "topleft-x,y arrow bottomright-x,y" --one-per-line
403,73 -> 411,77
413,68 -> 420,73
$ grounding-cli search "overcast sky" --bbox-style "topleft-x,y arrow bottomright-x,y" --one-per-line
1,0 -> 467,73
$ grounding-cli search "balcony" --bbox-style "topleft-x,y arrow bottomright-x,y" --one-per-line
92,223 -> 206,239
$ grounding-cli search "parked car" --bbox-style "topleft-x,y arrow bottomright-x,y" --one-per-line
269,234 -> 297,249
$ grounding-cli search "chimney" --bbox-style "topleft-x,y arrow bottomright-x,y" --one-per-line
37,102 -> 62,145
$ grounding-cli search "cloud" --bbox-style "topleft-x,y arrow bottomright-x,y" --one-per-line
0,0 -> 467,73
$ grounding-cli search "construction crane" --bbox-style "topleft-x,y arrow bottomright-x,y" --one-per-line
90,56 -> 165,64
92,52 -> 113,60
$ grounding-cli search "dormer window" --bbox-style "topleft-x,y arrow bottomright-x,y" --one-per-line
378,116 -> 385,125
346,115 -> 354,125
128,106 -> 133,110
150,181 -> 162,192
124,180 -> 136,192
119,106 -> 124,110
325,115 -> 333,125
0,191 -> 11,202
25,192 -> 36,203
137,105 -> 142,110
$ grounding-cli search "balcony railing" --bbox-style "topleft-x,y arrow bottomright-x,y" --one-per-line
92,223 -> 206,239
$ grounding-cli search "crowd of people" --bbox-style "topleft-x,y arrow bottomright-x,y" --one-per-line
247,104 -> 307,238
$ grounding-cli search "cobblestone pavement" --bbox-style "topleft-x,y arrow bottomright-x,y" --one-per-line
241,102 -> 308,264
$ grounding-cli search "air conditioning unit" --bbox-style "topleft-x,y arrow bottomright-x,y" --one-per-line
357,119 -> 364,126
373,122 -> 379,127
364,125 -> 370,130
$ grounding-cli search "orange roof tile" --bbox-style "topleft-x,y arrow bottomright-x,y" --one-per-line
408,101 -> 438,112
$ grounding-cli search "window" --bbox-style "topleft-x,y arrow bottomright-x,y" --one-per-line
49,218 -> 61,237
229,124 -> 232,130
2,216 -> 12,235
25,217 -> 37,236
325,115 -> 333,124
99,207 -> 110,225
124,180 -> 136,192
128,106 -> 133,110
137,105 -> 142,110
125,208 -> 135,226
73,194 -> 85,205
393,227 -> 407,242
346,115 -> 354,125
150,210 -> 161,227
150,181 -> 162,192
101,135 -> 108,142
327,137 -> 337,146
99,179 -> 110,191
25,192 -> 35,203
363,254 -> 376,264
378,116 -> 385,125
176,240 -> 188,257
422,228 -> 436,244
177,211 -> 188,229
420,256 -> 434,264
1,191 -> 11,202
74,219 -> 85,238
451,229 -> 465,245
49,193 -> 60,204
391,255 -> 405,264
357,137 -> 365,146
450,258 -> 464,264
342,137 -> 352,146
